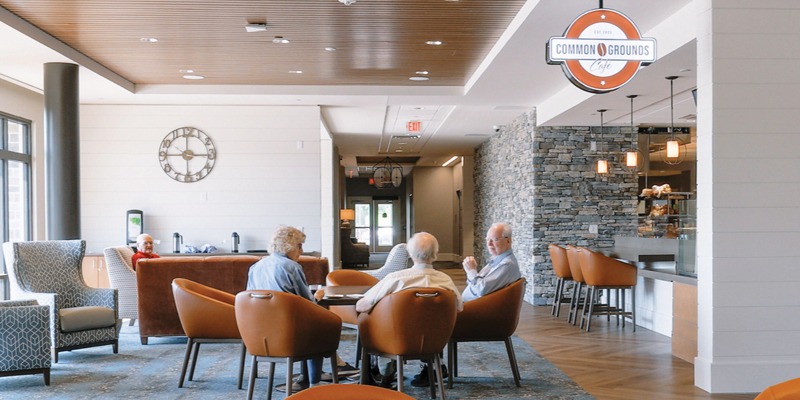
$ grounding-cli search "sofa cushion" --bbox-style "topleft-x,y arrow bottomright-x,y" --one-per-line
59,306 -> 116,332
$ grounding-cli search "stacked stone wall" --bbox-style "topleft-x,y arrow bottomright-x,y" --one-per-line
474,109 -> 637,305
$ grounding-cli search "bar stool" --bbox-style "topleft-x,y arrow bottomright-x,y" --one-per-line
577,248 -> 637,332
565,245 -> 586,325
548,244 -> 572,318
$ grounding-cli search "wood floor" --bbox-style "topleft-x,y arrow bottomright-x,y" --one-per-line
440,267 -> 757,400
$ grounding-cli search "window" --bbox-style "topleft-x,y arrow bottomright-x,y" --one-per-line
0,113 -> 32,243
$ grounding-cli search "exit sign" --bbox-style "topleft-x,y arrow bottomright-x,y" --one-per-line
406,121 -> 422,132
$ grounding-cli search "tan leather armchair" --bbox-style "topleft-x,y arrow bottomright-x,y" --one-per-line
548,244 -> 572,318
326,269 -> 379,368
358,288 -> 457,399
235,290 -> 342,400
577,248 -> 638,332
447,278 -> 525,389
286,383 -> 415,399
171,278 -> 245,389
326,269 -> 379,326
756,377 -> 800,400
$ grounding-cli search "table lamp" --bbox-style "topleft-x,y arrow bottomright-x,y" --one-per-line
340,208 -> 355,228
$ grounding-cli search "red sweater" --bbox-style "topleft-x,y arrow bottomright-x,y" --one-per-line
131,251 -> 160,270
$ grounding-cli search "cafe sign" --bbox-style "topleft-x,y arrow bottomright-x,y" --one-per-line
546,8 -> 656,93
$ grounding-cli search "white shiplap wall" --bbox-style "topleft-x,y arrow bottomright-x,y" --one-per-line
80,104 -> 325,255
695,0 -> 800,393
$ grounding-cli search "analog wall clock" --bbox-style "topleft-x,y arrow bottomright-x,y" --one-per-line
158,127 -> 216,183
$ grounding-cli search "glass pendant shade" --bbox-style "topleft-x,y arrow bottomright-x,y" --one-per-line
626,151 -> 638,168
596,108 -> 608,176
666,139 -> 680,158
597,159 -> 609,174
626,94 -> 640,171
663,76 -> 684,165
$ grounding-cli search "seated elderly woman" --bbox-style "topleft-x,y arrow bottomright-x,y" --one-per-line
246,225 -> 331,392
131,233 -> 160,270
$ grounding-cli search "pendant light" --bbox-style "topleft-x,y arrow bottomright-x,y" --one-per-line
664,76 -> 686,165
625,95 -> 640,171
596,109 -> 609,175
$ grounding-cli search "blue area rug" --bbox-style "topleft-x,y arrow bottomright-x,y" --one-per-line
1,324 -> 592,399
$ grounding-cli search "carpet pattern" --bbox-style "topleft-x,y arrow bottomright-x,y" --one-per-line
1,323 -> 593,399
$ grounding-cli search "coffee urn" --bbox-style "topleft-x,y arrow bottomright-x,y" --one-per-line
231,232 -> 240,253
172,232 -> 183,253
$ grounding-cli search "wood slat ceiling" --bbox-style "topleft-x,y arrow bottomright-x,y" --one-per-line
0,0 -> 526,87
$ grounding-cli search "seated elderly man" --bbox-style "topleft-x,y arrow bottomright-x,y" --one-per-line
461,222 -> 521,301
246,224 -> 332,392
411,222 -> 521,387
355,232 -> 463,388
131,233 -> 159,270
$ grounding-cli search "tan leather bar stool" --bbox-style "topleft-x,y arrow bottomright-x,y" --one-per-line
577,248 -> 637,332
565,245 -> 586,325
548,244 -> 573,318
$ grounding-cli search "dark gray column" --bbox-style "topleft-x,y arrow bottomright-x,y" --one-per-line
44,62 -> 81,240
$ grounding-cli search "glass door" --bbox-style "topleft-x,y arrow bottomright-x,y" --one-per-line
352,202 -> 372,246
374,200 -> 398,252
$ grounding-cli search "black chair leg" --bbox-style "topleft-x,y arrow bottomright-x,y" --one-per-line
178,338 -> 194,388
504,337 -> 521,387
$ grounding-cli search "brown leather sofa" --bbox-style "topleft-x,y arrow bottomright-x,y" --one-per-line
136,255 -> 329,344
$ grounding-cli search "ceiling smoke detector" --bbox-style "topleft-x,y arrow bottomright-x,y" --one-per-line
339,0 -> 356,5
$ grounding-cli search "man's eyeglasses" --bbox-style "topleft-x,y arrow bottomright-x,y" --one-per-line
486,237 -> 508,243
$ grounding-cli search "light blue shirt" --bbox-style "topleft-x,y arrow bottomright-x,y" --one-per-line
462,249 -> 521,302
246,253 -> 313,301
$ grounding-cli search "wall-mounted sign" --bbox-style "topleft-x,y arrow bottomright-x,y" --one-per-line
546,8 -> 656,94
406,120 -> 422,132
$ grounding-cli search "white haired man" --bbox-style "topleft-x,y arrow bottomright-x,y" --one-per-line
355,232 -> 463,388
131,233 -> 159,270
411,222 -> 521,387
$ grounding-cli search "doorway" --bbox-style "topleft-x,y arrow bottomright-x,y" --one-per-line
349,197 -> 401,253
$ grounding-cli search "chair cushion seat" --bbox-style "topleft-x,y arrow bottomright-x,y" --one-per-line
59,306 -> 116,332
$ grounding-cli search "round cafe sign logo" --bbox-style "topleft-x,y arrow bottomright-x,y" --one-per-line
546,8 -> 657,93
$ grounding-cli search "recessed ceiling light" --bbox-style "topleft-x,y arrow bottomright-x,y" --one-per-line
139,37 -> 158,43
272,36 -> 290,44
325,47 -> 337,51
395,149 -> 403,153
415,71 -> 429,75
426,40 -> 443,46
245,23 -> 268,33
398,142 -> 408,145
182,74 -> 205,80
288,70 -> 303,74
409,76 -> 429,81
179,69 -> 195,74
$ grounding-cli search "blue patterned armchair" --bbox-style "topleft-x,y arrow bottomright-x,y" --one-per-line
363,243 -> 409,280
2,240 -> 119,362
103,246 -> 138,325
0,299 -> 51,385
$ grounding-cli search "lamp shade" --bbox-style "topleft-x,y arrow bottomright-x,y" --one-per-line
339,209 -> 355,221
